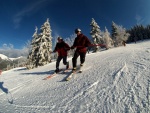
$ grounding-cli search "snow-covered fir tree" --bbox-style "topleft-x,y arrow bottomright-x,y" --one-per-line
26,19 -> 53,69
103,27 -> 114,49
90,18 -> 103,52
38,18 -> 52,65
111,21 -> 129,47
26,26 -> 39,69
117,25 -> 130,46
111,21 -> 118,47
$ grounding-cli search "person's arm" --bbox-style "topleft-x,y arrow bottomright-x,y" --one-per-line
64,43 -> 70,51
85,36 -> 92,47
71,38 -> 77,49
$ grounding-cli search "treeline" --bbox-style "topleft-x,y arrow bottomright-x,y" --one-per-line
127,24 -> 150,43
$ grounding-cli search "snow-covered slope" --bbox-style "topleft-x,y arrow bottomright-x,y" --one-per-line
0,54 -> 10,60
0,53 -> 24,61
0,41 -> 150,113
9,56 -> 24,61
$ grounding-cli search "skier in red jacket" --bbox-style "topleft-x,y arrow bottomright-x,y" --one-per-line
53,37 -> 70,73
71,28 -> 91,72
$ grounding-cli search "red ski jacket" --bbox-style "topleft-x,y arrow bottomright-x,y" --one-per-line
72,34 -> 91,53
53,41 -> 70,56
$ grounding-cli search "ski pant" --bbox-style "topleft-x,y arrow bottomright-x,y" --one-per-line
56,56 -> 67,69
72,50 -> 86,68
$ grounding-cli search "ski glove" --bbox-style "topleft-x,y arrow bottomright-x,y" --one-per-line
53,50 -> 56,53
64,48 -> 70,51
70,46 -> 74,49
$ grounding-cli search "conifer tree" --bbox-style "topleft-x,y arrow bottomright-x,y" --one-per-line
90,18 -> 103,52
146,25 -> 150,38
111,21 -> 129,47
117,25 -> 130,46
103,27 -> 113,49
26,26 -> 39,69
127,24 -> 150,43
26,19 -> 53,69
38,18 -> 52,66
111,21 -> 118,47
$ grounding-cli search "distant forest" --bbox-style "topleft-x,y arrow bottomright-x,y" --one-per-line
127,24 -> 150,43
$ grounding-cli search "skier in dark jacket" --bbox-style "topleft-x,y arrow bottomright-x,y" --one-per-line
71,28 -> 91,72
53,37 -> 70,73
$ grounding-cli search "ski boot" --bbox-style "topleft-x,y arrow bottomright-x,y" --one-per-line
72,67 -> 76,73
55,68 -> 59,73
66,62 -> 69,69
79,63 -> 84,73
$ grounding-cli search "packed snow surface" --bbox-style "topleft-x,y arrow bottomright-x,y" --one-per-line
0,41 -> 150,113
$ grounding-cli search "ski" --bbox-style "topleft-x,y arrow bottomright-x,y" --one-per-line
65,66 -> 83,81
43,72 -> 57,80
43,69 -> 63,80
65,72 -> 75,81
65,70 -> 79,81
43,68 -> 70,80
62,68 -> 70,73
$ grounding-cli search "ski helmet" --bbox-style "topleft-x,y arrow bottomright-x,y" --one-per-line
75,28 -> 81,34
57,36 -> 63,40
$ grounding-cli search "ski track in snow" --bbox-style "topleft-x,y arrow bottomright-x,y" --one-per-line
0,41 -> 150,113
50,81 -> 100,113
64,81 -> 99,106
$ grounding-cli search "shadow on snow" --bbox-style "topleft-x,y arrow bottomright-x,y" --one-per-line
20,70 -> 54,76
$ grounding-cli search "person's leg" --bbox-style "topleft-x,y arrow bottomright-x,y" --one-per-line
79,52 -> 86,72
63,56 -> 69,69
80,52 -> 86,65
62,56 -> 67,65
72,51 -> 79,70
56,56 -> 62,69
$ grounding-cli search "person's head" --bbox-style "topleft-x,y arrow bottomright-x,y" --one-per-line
75,28 -> 81,35
57,37 -> 63,43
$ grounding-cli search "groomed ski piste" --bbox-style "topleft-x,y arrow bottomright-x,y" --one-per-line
0,40 -> 150,113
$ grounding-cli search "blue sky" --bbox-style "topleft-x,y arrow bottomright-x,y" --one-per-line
0,0 -> 150,49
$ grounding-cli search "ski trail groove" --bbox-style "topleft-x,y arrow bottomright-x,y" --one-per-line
100,63 -> 134,112
112,63 -> 128,86
57,81 -> 99,111
13,104 -> 51,109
